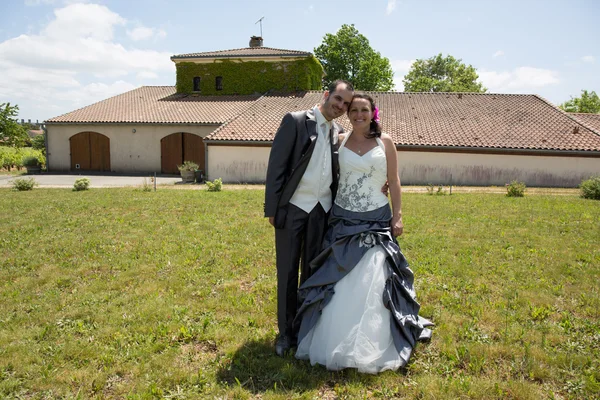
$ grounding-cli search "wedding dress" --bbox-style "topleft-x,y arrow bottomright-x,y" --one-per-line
295,133 -> 433,374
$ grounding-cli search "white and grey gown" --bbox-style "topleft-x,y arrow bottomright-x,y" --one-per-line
294,133 -> 433,374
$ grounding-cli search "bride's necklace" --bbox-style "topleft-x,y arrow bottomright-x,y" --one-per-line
350,130 -> 371,154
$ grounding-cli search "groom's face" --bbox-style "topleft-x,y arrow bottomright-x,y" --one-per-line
321,83 -> 354,121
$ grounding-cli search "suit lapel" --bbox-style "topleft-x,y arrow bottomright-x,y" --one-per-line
305,108 -> 318,141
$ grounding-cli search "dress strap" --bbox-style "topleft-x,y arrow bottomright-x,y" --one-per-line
339,131 -> 352,149
375,136 -> 386,152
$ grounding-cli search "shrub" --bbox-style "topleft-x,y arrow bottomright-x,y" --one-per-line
32,134 -> 46,152
580,176 -> 600,200
22,155 -> 41,167
73,177 -> 91,191
206,177 -> 223,192
11,177 -> 38,191
178,161 -> 199,172
506,181 -> 526,197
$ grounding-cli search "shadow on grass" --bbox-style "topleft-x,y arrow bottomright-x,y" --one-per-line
216,337 -> 397,394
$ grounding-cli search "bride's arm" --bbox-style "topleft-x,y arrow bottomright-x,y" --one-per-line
381,133 -> 403,236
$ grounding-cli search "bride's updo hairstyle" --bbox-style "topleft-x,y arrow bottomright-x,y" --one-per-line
348,94 -> 382,138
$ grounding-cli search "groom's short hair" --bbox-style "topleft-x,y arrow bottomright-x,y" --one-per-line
328,79 -> 354,94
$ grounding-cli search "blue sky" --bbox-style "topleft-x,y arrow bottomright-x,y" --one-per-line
0,0 -> 598,121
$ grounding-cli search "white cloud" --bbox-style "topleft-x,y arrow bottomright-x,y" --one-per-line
127,27 -> 154,41
478,67 -> 559,92
137,71 -> 159,80
582,55 -> 595,63
390,59 -> 414,91
386,0 -> 397,15
0,3 -> 174,120
126,26 -> 166,41
493,50 -> 504,58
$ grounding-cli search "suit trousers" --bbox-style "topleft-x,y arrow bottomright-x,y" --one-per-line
275,202 -> 328,339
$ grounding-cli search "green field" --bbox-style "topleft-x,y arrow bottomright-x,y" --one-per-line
1,188 -> 598,399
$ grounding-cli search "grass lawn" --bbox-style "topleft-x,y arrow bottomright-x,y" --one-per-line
0,188 -> 598,399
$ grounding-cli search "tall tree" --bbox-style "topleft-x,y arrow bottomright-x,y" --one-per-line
0,103 -> 29,147
403,54 -> 486,93
559,90 -> 600,113
314,24 -> 394,91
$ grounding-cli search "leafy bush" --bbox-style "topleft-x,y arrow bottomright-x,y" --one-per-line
178,161 -> 199,172
580,176 -> 600,200
11,177 -> 38,191
32,134 -> 46,152
0,146 -> 45,170
22,155 -> 41,167
506,181 -> 526,197
73,177 -> 91,191
206,177 -> 223,192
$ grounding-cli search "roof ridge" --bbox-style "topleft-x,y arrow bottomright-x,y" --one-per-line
172,46 -> 311,58
534,94 -> 600,137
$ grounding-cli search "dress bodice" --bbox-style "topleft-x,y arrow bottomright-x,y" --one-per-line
334,133 -> 389,212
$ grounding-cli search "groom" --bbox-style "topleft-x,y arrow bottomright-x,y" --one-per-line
264,80 -> 354,356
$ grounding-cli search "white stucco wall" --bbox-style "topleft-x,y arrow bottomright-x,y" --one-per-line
207,145 -> 600,187
46,124 -> 217,173
397,151 -> 600,187
207,145 -> 271,183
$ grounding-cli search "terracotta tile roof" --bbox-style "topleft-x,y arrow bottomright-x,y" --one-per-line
569,113 -> 600,133
45,86 -> 260,124
207,92 -> 600,152
171,47 -> 312,60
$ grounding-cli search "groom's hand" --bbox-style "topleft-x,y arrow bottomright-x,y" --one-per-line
268,217 -> 275,227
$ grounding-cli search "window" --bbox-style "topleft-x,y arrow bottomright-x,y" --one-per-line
193,77 -> 201,92
216,76 -> 223,91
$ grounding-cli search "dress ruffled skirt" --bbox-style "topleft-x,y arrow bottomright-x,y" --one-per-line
294,204 -> 433,373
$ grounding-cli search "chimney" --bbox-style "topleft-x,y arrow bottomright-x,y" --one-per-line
249,36 -> 263,48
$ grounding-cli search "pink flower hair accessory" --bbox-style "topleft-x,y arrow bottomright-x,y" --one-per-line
373,106 -> 380,122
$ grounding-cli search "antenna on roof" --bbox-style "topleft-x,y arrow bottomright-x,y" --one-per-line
255,16 -> 264,37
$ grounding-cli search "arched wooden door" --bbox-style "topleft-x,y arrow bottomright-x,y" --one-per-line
161,133 -> 204,174
69,132 -> 110,171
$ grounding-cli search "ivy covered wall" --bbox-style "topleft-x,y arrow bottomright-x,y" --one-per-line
175,57 -> 323,95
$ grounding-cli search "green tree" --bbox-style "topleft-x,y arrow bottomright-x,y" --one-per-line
559,90 -> 600,113
314,24 -> 394,91
403,53 -> 486,93
32,133 -> 46,153
0,103 -> 29,147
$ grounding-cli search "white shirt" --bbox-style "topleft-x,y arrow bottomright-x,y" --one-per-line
289,106 -> 333,213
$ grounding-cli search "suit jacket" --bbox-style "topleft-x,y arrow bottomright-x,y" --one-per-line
264,108 -> 343,228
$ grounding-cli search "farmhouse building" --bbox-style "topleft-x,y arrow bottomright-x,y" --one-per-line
45,37 -> 600,187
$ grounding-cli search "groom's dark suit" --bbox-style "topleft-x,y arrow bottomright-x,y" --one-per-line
264,108 -> 343,342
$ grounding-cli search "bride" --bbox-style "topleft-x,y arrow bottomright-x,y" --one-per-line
294,94 -> 433,373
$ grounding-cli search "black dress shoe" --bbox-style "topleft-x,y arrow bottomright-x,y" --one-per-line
275,335 -> 292,357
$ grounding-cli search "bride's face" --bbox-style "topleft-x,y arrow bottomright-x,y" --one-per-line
348,98 -> 373,130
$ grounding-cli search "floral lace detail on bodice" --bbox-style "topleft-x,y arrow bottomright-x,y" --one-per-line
335,134 -> 389,212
